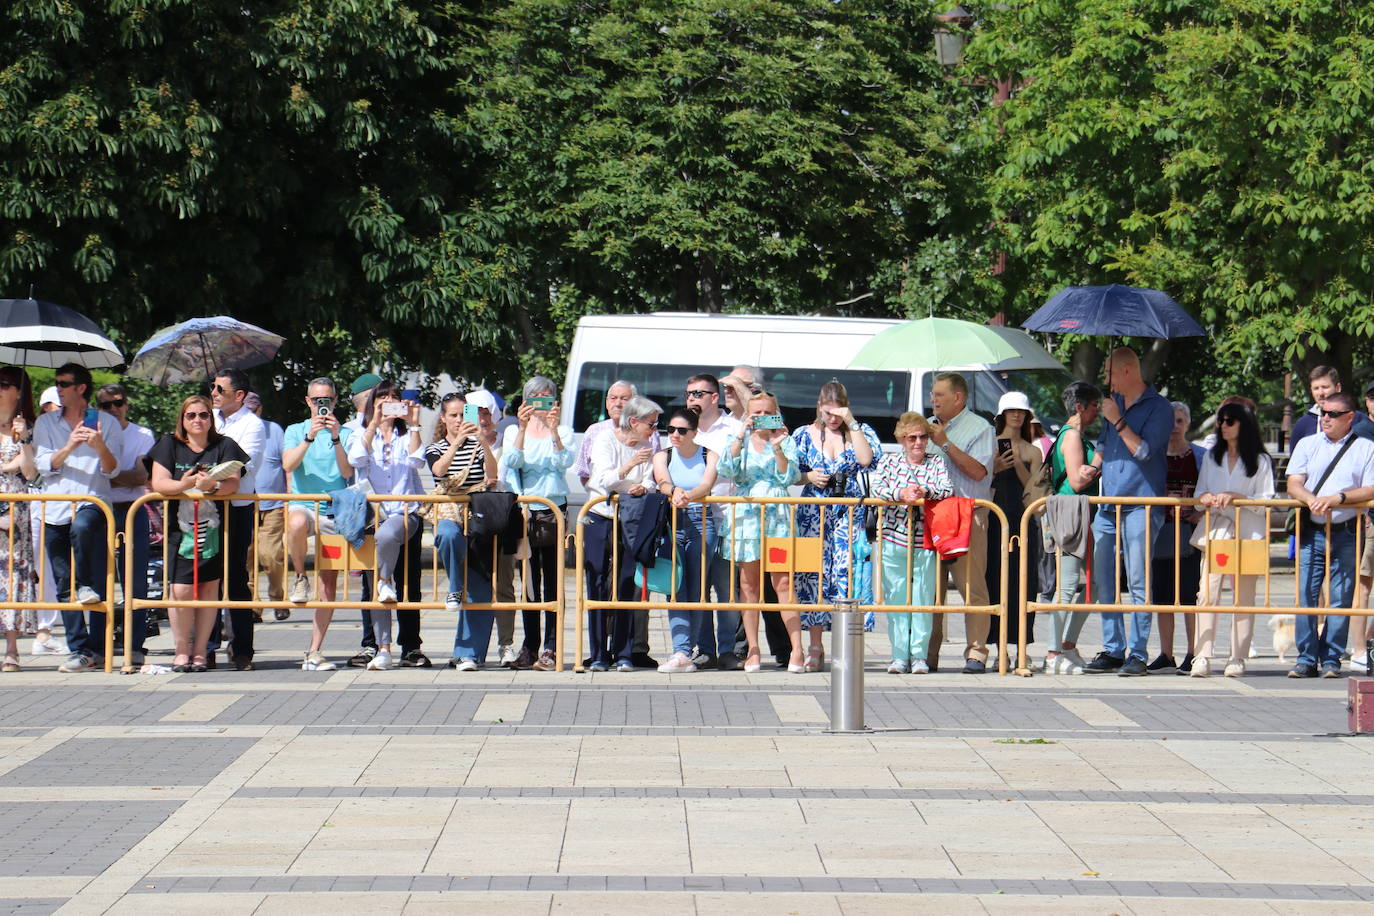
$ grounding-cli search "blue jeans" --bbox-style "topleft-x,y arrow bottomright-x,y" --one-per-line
46,505 -> 109,659
439,519 -> 498,662
666,510 -> 714,657
1092,506 -> 1164,663
1297,522 -> 1356,668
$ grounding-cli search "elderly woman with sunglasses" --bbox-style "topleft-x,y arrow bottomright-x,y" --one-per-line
870,413 -> 952,674
650,407 -> 720,673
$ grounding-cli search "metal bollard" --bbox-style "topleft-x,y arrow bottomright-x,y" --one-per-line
829,598 -> 868,733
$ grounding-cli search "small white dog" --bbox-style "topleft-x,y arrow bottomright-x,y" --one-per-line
1267,615 -> 1297,662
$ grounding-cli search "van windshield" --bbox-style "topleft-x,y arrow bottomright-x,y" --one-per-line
574,362 -> 911,442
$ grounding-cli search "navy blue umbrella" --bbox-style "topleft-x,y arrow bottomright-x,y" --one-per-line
1021,284 -> 1205,339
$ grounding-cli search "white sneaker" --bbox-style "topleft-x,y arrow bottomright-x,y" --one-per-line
302,651 -> 338,671
454,657 -> 478,672
1055,654 -> 1084,675
31,637 -> 67,656
1040,655 -> 1059,675
498,644 -> 518,668
658,652 -> 698,673
376,579 -> 398,603
59,654 -> 94,673
886,659 -> 909,674
1352,652 -> 1369,670
76,586 -> 100,605
444,592 -> 462,611
1190,657 -> 1211,677
1223,658 -> 1245,678
909,659 -> 930,674
289,574 -> 311,604
366,648 -> 394,670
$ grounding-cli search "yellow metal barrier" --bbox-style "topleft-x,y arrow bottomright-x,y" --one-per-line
122,491 -> 567,672
0,493 -> 119,672
573,494 -> 1011,674
1018,495 -> 1374,677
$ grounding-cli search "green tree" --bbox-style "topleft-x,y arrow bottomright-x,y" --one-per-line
961,0 -> 1374,397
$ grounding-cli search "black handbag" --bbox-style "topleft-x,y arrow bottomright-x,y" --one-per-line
525,507 -> 561,549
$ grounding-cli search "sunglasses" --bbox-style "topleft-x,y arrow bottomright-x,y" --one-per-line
1322,409 -> 1353,419
667,425 -> 695,435
1218,416 -> 1240,427
183,411 -> 211,421
55,379 -> 78,388
685,389 -> 714,399
904,434 -> 930,442
99,398 -> 127,409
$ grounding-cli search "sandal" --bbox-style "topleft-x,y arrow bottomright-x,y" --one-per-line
3,655 -> 20,673
172,655 -> 191,673
743,650 -> 762,673
804,646 -> 825,673
190,655 -> 208,673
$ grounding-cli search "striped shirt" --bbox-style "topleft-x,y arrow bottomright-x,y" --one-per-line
869,453 -> 954,547
425,438 -> 488,491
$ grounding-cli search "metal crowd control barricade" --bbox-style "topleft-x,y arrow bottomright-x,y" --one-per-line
1018,495 -> 1374,677
123,491 -> 567,673
573,493 -> 1011,674
0,494 -> 119,671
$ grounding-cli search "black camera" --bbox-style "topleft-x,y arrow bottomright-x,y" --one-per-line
313,397 -> 333,418
828,468 -> 850,494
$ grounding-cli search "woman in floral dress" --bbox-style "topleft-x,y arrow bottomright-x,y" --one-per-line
717,391 -> 805,673
793,381 -> 880,671
0,367 -> 38,672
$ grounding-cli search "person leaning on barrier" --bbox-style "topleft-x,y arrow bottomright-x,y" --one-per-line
583,394 -> 662,671
428,392 -> 496,612
1284,390 -> 1374,678
986,391 -> 1046,666
281,377 -> 354,671
1082,348 -> 1173,677
1042,381 -> 1102,675
96,382 -> 156,665
651,407 -> 721,673
0,367 -> 38,672
923,371 -> 996,674
35,362 -> 123,674
683,373 -> 744,670
348,379 -> 426,671
716,390 -> 806,673
148,395 -> 248,673
794,380 -> 880,672
871,412 -> 953,675
210,368 -> 266,671
1190,400 -> 1274,678
502,376 -> 574,671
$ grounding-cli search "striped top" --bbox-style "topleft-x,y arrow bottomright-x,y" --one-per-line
425,437 -> 488,491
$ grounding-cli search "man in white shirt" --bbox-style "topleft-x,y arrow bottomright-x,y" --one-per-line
684,373 -> 745,669
925,372 -> 997,674
96,384 -> 155,665
211,368 -> 267,670
1285,391 -> 1374,678
247,393 -> 288,619
35,363 -> 122,672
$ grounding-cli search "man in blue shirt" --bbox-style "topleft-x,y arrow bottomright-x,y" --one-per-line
1082,348 -> 1173,676
281,378 -> 354,670
1285,391 -> 1374,677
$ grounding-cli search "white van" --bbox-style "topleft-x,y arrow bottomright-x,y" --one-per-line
559,312 -> 1073,504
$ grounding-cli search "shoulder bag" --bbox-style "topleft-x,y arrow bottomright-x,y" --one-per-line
1284,436 -> 1356,535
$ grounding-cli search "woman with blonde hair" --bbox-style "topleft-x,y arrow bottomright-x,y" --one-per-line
717,391 -> 805,672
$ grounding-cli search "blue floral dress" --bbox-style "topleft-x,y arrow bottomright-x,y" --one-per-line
715,434 -> 800,562
794,423 -> 881,631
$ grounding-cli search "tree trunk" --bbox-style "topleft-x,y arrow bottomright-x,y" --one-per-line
1140,339 -> 1170,384
698,254 -> 724,313
675,262 -> 697,311
1070,339 -> 1103,387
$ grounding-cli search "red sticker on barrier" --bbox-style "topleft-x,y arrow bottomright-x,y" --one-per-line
1216,553 -> 1229,567
321,544 -> 342,560
769,547 -> 787,564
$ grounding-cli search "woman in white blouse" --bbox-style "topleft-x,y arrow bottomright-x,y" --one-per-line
347,380 -> 425,671
584,395 -> 661,671
1189,401 -> 1274,677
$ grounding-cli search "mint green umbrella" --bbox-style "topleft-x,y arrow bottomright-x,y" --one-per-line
847,317 -> 1063,371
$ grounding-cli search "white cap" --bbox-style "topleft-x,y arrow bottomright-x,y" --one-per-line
996,391 -> 1033,416
39,386 -> 59,409
464,388 -> 502,423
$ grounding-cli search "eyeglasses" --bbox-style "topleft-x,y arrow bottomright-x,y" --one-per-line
1322,409 -> 1353,419
55,380 -> 77,388
99,398 -> 126,409
904,434 -> 930,442
685,389 -> 714,399
183,411 -> 211,421
667,425 -> 694,435
1218,416 -> 1240,427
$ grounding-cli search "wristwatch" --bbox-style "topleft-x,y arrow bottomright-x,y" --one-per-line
304,435 -> 315,443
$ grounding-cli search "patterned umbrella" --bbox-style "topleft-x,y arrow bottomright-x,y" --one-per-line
128,317 -> 284,385
0,298 -> 124,369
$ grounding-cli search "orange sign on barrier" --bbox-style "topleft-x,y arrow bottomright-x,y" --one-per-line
764,536 -> 823,573
316,534 -> 375,571
1206,539 -> 1268,576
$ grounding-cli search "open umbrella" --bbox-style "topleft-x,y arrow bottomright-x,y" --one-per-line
128,316 -> 285,385
0,298 -> 124,369
848,317 -> 1065,371
1021,284 -> 1205,339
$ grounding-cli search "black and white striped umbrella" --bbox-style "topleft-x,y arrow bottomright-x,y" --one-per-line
0,298 -> 124,369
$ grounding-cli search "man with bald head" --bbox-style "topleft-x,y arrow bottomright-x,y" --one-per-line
1082,348 -> 1173,676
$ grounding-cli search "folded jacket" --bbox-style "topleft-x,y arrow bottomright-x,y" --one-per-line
923,496 -> 974,560
1041,493 -> 1092,560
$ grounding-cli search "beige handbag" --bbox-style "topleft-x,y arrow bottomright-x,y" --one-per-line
421,446 -> 483,526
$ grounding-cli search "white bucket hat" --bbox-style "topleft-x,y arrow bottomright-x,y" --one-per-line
996,391 -> 1033,416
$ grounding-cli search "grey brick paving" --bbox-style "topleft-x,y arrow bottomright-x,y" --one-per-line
0,802 -> 180,877
0,901 -> 68,916
2,738 -> 256,787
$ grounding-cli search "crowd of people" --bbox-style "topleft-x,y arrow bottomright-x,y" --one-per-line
0,352 -> 1370,679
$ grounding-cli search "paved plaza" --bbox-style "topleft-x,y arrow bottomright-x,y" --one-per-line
0,603 -> 1371,915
